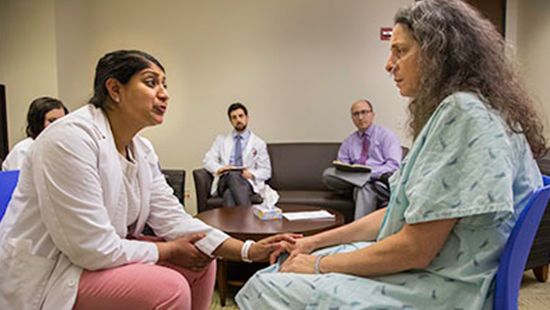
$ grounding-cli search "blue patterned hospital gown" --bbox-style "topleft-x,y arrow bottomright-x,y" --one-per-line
236,92 -> 542,310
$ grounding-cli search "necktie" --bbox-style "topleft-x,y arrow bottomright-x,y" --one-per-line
359,132 -> 369,165
234,135 -> 243,167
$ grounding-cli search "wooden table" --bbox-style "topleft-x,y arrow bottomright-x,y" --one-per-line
197,204 -> 345,306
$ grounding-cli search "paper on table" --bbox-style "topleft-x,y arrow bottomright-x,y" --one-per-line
283,210 -> 335,221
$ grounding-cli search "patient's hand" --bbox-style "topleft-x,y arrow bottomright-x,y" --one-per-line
279,254 -> 317,274
269,237 -> 315,264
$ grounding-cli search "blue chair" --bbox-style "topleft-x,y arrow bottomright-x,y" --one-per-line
494,175 -> 550,310
0,170 -> 19,223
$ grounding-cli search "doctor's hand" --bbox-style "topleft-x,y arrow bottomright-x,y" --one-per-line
216,166 -> 234,175
241,169 -> 254,180
269,236 -> 316,264
157,233 -> 213,272
248,233 -> 302,262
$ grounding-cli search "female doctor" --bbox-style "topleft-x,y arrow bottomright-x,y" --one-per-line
0,50 -> 297,310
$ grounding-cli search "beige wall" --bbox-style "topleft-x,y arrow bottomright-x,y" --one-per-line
75,0 -> 413,149
54,0 -> 94,111
514,0 -> 550,140
1,0 -> 412,213
0,0 -> 59,144
8,0 -> 549,214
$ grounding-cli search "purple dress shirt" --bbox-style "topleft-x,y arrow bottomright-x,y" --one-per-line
337,124 -> 402,175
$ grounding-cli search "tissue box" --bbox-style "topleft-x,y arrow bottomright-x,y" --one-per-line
252,204 -> 282,221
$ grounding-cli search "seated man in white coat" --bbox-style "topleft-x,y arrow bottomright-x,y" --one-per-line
203,103 -> 272,207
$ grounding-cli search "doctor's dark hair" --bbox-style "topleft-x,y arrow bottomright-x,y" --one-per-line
89,50 -> 165,110
394,0 -> 546,157
227,102 -> 248,117
26,97 -> 68,139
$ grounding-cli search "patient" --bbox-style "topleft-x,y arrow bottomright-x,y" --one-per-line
2,96 -> 68,170
236,1 -> 546,309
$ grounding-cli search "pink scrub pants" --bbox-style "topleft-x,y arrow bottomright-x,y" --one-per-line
72,259 -> 216,310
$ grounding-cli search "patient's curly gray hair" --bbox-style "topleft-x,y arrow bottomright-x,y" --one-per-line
395,0 -> 546,157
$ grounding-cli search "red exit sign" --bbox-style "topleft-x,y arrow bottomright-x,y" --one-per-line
380,28 -> 392,40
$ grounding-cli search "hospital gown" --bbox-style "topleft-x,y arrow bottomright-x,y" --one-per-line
236,92 -> 542,310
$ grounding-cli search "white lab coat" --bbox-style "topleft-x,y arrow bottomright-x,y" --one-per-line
2,137 -> 33,171
203,131 -> 272,197
0,105 -> 229,310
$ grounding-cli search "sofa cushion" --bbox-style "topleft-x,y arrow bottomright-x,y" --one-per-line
267,143 -> 339,191
206,194 -> 263,209
195,143 -> 408,222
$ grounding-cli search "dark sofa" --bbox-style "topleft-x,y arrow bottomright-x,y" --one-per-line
268,143 -> 357,221
193,143 -> 409,222
142,169 -> 186,236
194,143 -> 357,220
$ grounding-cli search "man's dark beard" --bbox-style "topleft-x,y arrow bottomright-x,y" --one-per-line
234,123 -> 247,132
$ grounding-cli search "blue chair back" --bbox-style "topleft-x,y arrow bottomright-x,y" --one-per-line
0,170 -> 19,222
494,175 -> 550,310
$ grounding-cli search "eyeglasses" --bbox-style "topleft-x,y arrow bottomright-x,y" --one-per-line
351,110 -> 373,117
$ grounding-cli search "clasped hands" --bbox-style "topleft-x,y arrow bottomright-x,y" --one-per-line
158,233 -> 302,272
216,165 -> 254,180
269,237 -> 322,274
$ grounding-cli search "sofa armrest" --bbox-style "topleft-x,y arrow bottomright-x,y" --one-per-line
161,169 -> 186,205
193,168 -> 213,213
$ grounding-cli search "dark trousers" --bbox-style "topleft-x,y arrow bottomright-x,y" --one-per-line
218,171 -> 254,207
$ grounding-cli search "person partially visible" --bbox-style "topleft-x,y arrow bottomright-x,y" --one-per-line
236,1 -> 547,309
203,103 -> 273,207
2,97 -> 68,171
323,99 -> 402,220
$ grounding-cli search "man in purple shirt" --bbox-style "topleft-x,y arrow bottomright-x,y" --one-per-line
323,99 -> 402,220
